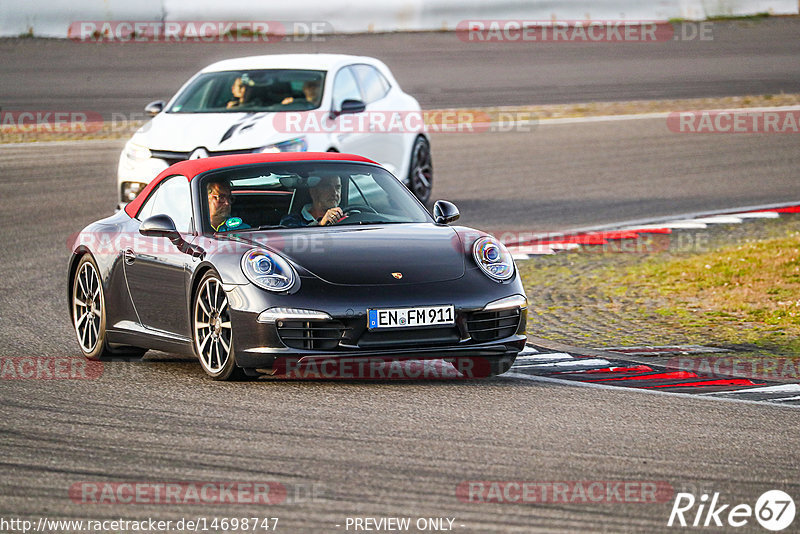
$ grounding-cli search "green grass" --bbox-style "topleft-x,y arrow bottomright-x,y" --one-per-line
517,225 -> 800,356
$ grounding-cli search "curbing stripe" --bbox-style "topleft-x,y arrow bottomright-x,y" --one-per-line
505,372 -> 800,409
511,344 -> 800,406
509,204 -> 800,257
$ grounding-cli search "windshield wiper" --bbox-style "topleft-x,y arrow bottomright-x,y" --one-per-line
349,219 -> 396,225
251,224 -> 286,231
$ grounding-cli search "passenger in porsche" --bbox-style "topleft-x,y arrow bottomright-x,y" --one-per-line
207,179 -> 251,232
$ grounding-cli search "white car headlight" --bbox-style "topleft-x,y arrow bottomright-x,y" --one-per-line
472,236 -> 515,281
258,137 -> 307,153
124,142 -> 151,161
241,248 -> 296,292
121,181 -> 147,202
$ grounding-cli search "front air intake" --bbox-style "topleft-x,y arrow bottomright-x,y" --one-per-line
276,320 -> 346,350
465,309 -> 521,342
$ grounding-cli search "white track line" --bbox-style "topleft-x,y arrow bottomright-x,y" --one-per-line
513,358 -> 611,369
730,211 -> 780,219
769,395 -> 800,403
598,345 -> 728,355
691,215 -> 745,224
0,139 -> 118,148
621,221 -> 708,231
700,383 -> 800,396
505,372 -> 800,409
531,105 -> 800,127
516,352 -> 576,362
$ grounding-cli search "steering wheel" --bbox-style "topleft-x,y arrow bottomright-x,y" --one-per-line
342,205 -> 378,216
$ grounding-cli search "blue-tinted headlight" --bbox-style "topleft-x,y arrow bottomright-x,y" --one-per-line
472,236 -> 515,281
241,248 -> 296,291
258,137 -> 308,153
253,255 -> 273,275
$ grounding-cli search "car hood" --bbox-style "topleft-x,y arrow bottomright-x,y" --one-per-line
132,111 -> 299,152
236,224 -> 466,286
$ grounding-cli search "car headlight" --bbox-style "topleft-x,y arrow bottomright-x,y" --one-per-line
258,137 -> 307,153
124,142 -> 151,161
472,236 -> 515,281
241,248 -> 296,292
121,181 -> 147,202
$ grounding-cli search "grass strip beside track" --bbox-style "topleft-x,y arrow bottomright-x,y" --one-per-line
517,214 -> 800,357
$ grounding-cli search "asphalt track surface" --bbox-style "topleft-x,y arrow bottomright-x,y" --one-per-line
2,27 -> 800,534
3,121 -> 800,532
2,18 -> 800,116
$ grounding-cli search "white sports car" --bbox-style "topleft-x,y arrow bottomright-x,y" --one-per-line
118,54 -> 433,207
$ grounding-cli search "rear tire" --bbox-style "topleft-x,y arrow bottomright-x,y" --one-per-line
406,136 -> 433,205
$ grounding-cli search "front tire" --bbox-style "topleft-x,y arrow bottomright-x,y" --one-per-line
72,255 -> 110,360
192,271 -> 242,380
406,136 -> 433,205
71,255 -> 147,360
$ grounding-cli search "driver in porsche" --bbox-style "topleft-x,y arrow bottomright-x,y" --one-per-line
281,175 -> 344,227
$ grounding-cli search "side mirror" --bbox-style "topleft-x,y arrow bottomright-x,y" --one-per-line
433,200 -> 460,225
140,214 -> 206,258
144,100 -> 166,116
140,214 -> 179,240
330,99 -> 366,119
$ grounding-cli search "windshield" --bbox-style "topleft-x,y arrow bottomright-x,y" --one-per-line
200,162 -> 432,233
168,69 -> 325,113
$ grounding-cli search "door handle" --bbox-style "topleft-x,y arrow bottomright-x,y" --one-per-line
123,249 -> 135,265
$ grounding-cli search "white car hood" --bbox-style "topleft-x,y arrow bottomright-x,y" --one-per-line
133,112 -> 301,152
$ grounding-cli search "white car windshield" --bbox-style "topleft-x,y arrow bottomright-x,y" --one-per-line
168,69 -> 326,113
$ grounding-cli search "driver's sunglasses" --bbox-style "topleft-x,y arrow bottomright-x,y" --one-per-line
209,193 -> 234,204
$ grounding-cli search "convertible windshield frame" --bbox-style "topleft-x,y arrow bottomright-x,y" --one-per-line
167,69 -> 327,114
194,162 -> 433,234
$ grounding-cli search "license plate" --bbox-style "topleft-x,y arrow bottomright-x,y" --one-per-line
367,305 -> 455,330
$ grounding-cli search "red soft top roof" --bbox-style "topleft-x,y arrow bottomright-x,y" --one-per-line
124,152 -> 378,218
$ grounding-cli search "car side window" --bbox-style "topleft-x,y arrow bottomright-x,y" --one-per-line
137,175 -> 192,233
332,67 -> 362,110
351,65 -> 390,104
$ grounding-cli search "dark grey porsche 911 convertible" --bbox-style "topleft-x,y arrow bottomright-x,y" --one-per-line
68,152 -> 527,380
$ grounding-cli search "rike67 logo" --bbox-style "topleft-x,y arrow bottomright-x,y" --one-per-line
668,490 -> 795,531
